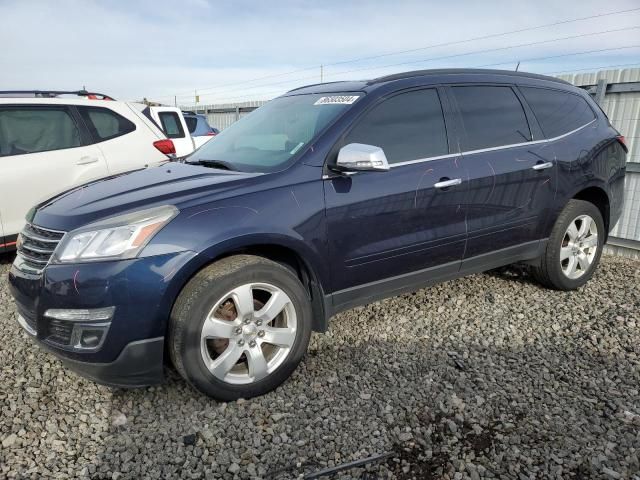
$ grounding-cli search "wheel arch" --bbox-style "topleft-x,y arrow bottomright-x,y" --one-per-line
164,236 -> 330,337
571,185 -> 611,240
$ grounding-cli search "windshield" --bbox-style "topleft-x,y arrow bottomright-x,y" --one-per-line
187,93 -> 361,172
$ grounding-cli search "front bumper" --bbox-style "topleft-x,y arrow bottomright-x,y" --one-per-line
9,250 -> 196,387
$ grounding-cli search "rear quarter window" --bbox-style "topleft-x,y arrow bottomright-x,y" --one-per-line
519,87 -> 595,139
158,112 -> 186,139
78,106 -> 136,142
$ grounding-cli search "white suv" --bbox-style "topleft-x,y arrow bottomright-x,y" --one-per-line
0,90 -> 191,250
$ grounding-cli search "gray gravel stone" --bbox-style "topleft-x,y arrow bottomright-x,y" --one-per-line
1,253 -> 639,478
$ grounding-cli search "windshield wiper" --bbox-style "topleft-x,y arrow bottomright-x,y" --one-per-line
192,159 -> 237,171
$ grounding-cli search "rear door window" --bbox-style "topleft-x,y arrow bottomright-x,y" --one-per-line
344,88 -> 448,164
0,107 -> 81,156
78,106 -> 135,142
158,112 -> 186,139
451,86 -> 532,151
520,87 -> 595,138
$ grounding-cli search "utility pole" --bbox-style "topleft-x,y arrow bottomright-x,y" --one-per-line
174,95 -> 177,107
320,64 -> 324,83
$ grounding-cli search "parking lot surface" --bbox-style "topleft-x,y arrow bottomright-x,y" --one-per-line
1,253 -> 639,479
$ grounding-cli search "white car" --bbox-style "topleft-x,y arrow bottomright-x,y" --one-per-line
0,90 -> 192,251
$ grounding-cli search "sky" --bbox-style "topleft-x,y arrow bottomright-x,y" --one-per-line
1,0 -> 639,106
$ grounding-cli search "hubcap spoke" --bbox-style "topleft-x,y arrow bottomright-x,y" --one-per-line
261,326 -> 296,348
246,347 -> 269,381
578,216 -> 592,238
577,252 -> 590,271
210,343 -> 244,380
202,317 -> 239,339
566,222 -> 579,241
230,284 -> 255,319
560,246 -> 573,261
582,234 -> 598,249
256,291 -> 291,324
564,256 -> 577,277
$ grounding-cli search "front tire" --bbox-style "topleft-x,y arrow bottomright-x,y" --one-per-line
532,199 -> 605,290
169,255 -> 312,401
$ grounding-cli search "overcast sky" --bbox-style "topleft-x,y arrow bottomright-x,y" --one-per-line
1,0 -> 639,105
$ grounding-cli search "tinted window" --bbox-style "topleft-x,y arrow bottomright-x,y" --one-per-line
158,112 -> 185,139
78,106 -> 135,142
184,116 -> 198,133
520,87 -> 595,138
452,86 -> 531,150
344,89 -> 448,164
0,107 -> 81,157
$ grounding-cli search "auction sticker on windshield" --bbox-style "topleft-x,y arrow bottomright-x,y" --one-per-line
314,95 -> 360,105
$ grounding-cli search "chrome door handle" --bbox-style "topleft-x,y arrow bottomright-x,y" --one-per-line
434,178 -> 462,189
532,161 -> 553,171
77,156 -> 99,165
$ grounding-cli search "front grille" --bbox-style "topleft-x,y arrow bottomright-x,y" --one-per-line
17,223 -> 66,272
45,319 -> 74,345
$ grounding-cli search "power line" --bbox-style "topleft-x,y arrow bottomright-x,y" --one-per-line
477,45 -> 640,68
188,56 -> 640,106
543,61 -> 640,74
155,6 -> 640,100
320,26 -> 640,81
188,26 -> 640,102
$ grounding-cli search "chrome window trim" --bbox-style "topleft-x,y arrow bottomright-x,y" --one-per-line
389,118 -> 596,168
322,117 -> 596,177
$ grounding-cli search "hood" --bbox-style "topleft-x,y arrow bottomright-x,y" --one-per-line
32,163 -> 262,232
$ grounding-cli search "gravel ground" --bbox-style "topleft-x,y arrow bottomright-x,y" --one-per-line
1,252 -> 639,480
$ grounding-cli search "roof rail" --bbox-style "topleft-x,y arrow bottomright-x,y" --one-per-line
367,68 -> 571,86
0,90 -> 116,100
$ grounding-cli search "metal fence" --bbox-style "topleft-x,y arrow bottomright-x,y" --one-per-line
183,100 -> 266,131
183,67 -> 640,258
559,68 -> 640,258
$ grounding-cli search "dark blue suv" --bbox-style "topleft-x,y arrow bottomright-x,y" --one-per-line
9,69 -> 627,400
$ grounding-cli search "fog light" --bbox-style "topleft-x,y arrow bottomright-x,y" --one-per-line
79,330 -> 103,348
43,307 -> 114,351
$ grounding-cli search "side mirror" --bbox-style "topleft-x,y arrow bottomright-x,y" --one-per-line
335,143 -> 390,172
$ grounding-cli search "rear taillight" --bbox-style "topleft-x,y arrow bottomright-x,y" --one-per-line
153,139 -> 176,155
206,131 -> 217,136
616,135 -> 628,152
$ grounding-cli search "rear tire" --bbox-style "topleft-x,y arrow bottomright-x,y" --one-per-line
169,255 -> 312,401
531,199 -> 604,290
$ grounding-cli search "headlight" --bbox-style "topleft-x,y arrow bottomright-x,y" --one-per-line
53,205 -> 178,263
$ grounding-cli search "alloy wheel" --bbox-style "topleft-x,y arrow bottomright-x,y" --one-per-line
200,282 -> 297,385
560,214 -> 598,280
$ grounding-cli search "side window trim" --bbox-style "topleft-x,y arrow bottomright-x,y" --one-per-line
330,86 -> 451,168
68,106 -> 96,146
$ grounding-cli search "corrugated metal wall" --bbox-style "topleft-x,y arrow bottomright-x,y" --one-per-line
183,100 -> 267,131
558,68 -> 640,258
